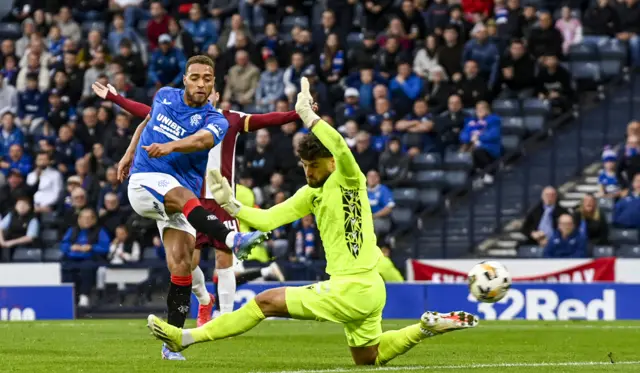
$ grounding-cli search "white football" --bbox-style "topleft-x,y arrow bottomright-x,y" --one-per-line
467,261 -> 512,303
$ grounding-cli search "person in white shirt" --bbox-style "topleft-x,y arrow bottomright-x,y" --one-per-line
0,75 -> 18,115
26,151 -> 63,213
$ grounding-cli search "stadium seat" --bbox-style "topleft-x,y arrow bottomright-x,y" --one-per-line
391,207 -> 414,230
40,212 -> 58,227
608,228 -> 639,244
418,189 -> 442,213
12,248 -> 42,262
492,99 -> 520,117
43,248 -> 62,262
281,16 -> 308,32
501,135 -> 521,153
411,153 -> 441,171
82,21 -> 106,35
346,32 -> 363,49
617,245 -> 640,258
413,170 -> 446,189
501,116 -> 526,137
393,188 -> 419,209
0,22 -> 21,40
598,197 -> 614,211
137,20 -> 149,34
443,151 -> 473,170
517,245 -> 544,258
403,132 -> 424,149
600,60 -> 623,80
444,170 -> 469,191
374,217 -> 391,235
523,115 -> 546,133
598,41 -> 627,61
593,246 -> 615,258
571,62 -> 602,83
522,98 -> 551,116
568,43 -> 598,62
42,229 -> 59,248
143,247 -> 158,260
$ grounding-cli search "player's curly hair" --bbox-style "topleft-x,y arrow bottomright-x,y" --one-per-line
298,133 -> 333,161
186,55 -> 215,72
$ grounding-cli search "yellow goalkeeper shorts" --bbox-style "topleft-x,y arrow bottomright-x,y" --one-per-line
285,270 -> 386,347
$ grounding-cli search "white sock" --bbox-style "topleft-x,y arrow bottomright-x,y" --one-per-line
224,232 -> 236,248
260,267 -> 270,278
191,266 -> 210,305
217,266 -> 236,314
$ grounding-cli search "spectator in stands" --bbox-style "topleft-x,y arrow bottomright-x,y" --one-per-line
463,23 -> 499,88
598,147 -> 622,199
613,173 -> 640,228
436,94 -> 466,150
499,39 -> 536,99
148,34 -> 186,88
319,33 -> 345,90
398,0 -> 425,41
1,144 -> 32,177
283,51 -> 305,102
1,39 -> 16,66
366,97 -> 396,133
223,50 -> 260,109
423,66 -> 453,114
583,0 -> 619,41
353,131 -> 379,174
26,151 -> 63,214
57,53 -> 84,103
615,0 -> 640,68
15,19 -> 35,58
74,157 -> 100,207
426,0 -> 450,35
99,192 -> 128,236
0,112 -> 24,158
413,34 -> 440,79
16,54 -> 49,93
314,9 -> 341,47
17,73 -> 47,133
257,23 -> 287,67
555,6 -> 583,55
616,134 -> 640,188
46,25 -> 65,63
396,98 -> 435,152
449,5 -> 473,42
147,1 -> 171,50
363,0 -> 392,33
0,73 -> 18,115
0,196 -> 39,262
543,213 -> 588,258
291,214 -> 321,263
55,125 -> 85,175
456,60 -> 489,108
389,60 -> 423,116
77,30 -> 110,70
245,128 -> 276,187
81,52 -> 108,102
367,169 -> 395,235
108,14 -> 140,57
255,57 -> 284,113
348,31 -> 379,72
379,137 -> 409,187
460,101 -> 501,182
376,37 -> 408,78
262,173 -> 288,209
184,3 -> 218,54
1,55 -> 19,88
103,112 -> 132,162
521,186 -> 570,246
379,18 -> 412,52
167,17 -> 196,58
218,14 -> 254,52
75,107 -> 103,152
56,6 -> 81,44
95,224 -> 141,301
573,193 -> 609,245
60,185 -> 88,232
60,207 -> 110,307
210,0 -> 240,27
536,53 -> 574,115
46,89 -> 74,130
528,11 -> 564,59
98,166 -> 128,210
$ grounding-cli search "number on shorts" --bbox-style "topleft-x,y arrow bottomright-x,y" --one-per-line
224,220 -> 238,232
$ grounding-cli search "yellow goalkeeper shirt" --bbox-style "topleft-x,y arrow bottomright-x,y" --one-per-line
236,120 -> 381,276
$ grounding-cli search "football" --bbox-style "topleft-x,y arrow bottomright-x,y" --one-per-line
467,261 -> 512,303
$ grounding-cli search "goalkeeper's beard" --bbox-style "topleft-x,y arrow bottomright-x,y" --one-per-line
307,174 -> 330,188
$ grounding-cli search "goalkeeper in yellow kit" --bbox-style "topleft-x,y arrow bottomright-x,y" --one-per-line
146,78 -> 478,365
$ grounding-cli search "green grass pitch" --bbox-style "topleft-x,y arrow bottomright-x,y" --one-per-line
1,319 -> 639,373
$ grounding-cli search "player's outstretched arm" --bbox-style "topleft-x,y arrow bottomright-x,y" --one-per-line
295,77 -> 360,181
143,129 -> 216,158
91,81 -> 151,118
208,170 -> 311,231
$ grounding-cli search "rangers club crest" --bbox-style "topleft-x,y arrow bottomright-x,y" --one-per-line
190,114 -> 202,126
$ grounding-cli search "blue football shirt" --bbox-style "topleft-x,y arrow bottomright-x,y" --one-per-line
130,87 -> 229,195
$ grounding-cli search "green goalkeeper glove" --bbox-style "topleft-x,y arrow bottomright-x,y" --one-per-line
207,169 -> 242,216
295,77 -> 320,128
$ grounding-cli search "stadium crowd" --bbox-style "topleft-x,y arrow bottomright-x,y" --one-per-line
1,0 -> 640,299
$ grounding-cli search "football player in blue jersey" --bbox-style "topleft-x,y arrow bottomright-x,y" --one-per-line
117,55 -> 268,360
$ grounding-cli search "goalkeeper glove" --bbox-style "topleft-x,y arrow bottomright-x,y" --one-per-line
295,77 -> 320,128
207,169 -> 242,216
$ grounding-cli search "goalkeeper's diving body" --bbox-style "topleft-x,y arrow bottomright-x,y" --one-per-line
147,78 -> 479,365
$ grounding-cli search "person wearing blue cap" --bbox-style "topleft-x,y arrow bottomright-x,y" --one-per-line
598,146 -> 621,199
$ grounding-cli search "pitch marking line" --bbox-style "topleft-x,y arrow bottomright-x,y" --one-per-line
252,361 -> 640,373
